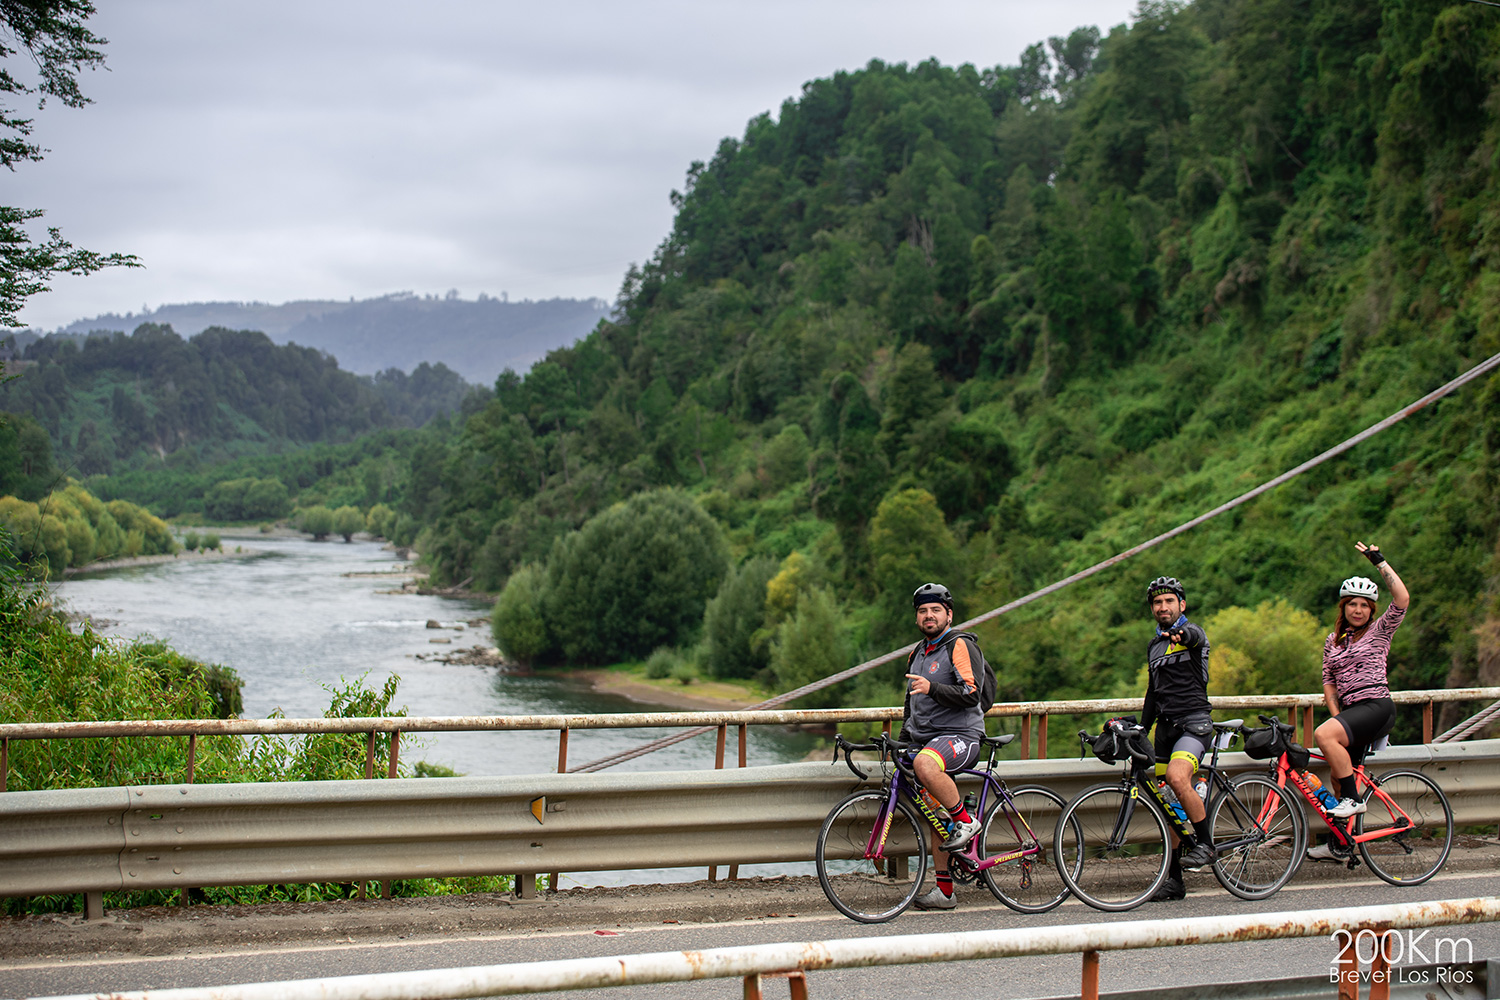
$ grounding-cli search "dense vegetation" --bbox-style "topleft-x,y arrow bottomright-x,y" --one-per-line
0,324 -> 477,485
12,0 -> 1500,743
471,0 -> 1500,737
0,482 -> 175,576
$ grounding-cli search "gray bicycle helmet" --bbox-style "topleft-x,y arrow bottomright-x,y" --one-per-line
1146,576 -> 1185,603
1339,576 -> 1379,601
912,582 -> 953,609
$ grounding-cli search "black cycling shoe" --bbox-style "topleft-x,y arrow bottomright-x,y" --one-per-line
1179,842 -> 1217,871
1149,876 -> 1185,902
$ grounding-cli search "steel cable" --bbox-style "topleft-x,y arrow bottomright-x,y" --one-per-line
573,350 -> 1500,772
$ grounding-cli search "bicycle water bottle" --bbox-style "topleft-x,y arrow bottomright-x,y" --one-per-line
1193,775 -> 1208,801
1304,771 -> 1339,811
1158,780 -> 1188,825
917,787 -> 954,833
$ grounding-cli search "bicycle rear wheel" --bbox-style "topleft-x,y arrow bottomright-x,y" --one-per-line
816,790 -> 928,922
1209,775 -> 1303,900
1054,782 -> 1170,912
978,784 -> 1073,913
1357,770 -> 1453,886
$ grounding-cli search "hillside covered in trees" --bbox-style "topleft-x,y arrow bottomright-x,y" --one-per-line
0,324 -> 478,490
59,0 -> 1500,734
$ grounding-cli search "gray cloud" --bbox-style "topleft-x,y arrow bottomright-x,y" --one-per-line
11,0 -> 1137,330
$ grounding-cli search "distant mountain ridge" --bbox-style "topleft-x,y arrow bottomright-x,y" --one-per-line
43,293 -> 611,385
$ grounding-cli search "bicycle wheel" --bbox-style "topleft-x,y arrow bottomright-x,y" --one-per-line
816,790 -> 928,922
1054,782 -> 1170,912
1357,770 -> 1453,886
1209,775 -> 1304,900
978,784 -> 1073,913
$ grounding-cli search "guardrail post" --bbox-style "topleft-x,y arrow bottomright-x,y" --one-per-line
743,972 -> 761,1000
1303,706 -> 1315,748
1021,714 -> 1032,760
387,730 -> 401,778
364,731 -> 376,780
186,734 -> 196,784
1,736 -> 7,791
728,724 -> 748,881
549,728 -> 568,893
1369,927 -> 1392,1000
710,724 -> 727,882
1081,949 -> 1099,1000
84,891 -> 103,921
1037,713 -> 1048,759
1336,929 -> 1357,1000
1423,701 -> 1434,744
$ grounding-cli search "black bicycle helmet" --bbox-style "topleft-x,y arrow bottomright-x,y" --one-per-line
912,582 -> 953,610
1146,576 -> 1185,603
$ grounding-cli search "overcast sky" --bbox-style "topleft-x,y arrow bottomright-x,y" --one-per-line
10,1 -> 1139,331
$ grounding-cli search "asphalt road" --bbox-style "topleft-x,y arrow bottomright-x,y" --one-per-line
5,866 -> 1499,1000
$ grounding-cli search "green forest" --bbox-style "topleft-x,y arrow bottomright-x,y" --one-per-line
0,323 -> 477,488
7,0 -> 1500,737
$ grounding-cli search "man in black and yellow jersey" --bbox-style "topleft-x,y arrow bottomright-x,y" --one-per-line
901,582 -> 986,910
1142,575 -> 1216,902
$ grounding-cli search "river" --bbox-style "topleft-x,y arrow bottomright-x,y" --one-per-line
54,532 -> 817,779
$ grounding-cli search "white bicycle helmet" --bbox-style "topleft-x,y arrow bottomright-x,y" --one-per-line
1339,576 -> 1379,600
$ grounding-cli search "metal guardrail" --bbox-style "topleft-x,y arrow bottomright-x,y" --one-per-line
2,741 -> 1495,908
1,687 -> 1493,789
29,896 -> 1500,1000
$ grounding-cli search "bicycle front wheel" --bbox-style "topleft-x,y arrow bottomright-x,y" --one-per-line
979,784 -> 1073,914
1054,782 -> 1170,912
1209,775 -> 1304,900
1357,770 -> 1453,886
816,790 -> 928,922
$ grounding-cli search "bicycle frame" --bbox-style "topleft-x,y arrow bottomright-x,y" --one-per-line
857,745 -> 1043,875
1272,751 -> 1411,847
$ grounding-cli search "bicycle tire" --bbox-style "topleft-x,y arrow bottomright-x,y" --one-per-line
1209,774 -> 1304,900
1356,769 -> 1453,886
1053,782 -> 1170,912
978,784 -> 1073,913
816,789 -> 928,922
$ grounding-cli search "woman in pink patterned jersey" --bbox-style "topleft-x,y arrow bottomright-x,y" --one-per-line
1311,541 -> 1410,828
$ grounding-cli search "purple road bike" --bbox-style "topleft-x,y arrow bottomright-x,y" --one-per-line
815,732 -> 1078,922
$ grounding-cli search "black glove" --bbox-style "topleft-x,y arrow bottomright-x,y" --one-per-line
1363,547 -> 1386,567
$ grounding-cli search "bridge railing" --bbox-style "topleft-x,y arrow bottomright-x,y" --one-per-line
28,896 -> 1500,1000
1,687 -> 1494,793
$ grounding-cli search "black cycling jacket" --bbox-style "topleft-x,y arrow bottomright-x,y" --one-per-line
1141,618 -> 1211,732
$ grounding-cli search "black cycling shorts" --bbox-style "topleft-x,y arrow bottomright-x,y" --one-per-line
1153,714 -> 1213,773
914,734 -> 983,773
1335,697 -> 1395,765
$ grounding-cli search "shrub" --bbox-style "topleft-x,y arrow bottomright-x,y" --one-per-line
543,489 -> 729,664
183,531 -> 200,552
491,563 -> 550,664
202,532 -> 221,551
769,586 -> 850,707
670,660 -> 697,685
644,646 -> 680,679
366,503 -> 395,538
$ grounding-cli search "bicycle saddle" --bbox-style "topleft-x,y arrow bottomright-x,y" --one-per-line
1213,719 -> 1244,731
980,733 -> 1017,747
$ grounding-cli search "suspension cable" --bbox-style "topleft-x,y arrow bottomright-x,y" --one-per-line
573,350 -> 1500,772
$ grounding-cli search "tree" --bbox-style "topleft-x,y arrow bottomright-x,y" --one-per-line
702,556 -> 778,679
543,488 -> 728,664
332,505 -> 364,542
1,1 -> 138,326
491,563 -> 550,665
298,505 -> 334,540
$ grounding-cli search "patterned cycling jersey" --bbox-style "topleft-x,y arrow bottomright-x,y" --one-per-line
1323,603 -> 1405,705
1141,616 -> 1211,731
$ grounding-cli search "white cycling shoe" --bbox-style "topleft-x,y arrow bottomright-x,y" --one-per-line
1327,797 -> 1366,818
1306,842 -> 1342,862
940,817 -> 982,852
913,886 -> 956,910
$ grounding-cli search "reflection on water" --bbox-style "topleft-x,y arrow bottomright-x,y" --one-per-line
55,534 -> 820,779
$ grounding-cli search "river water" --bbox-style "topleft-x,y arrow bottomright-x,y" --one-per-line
54,533 -> 818,780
